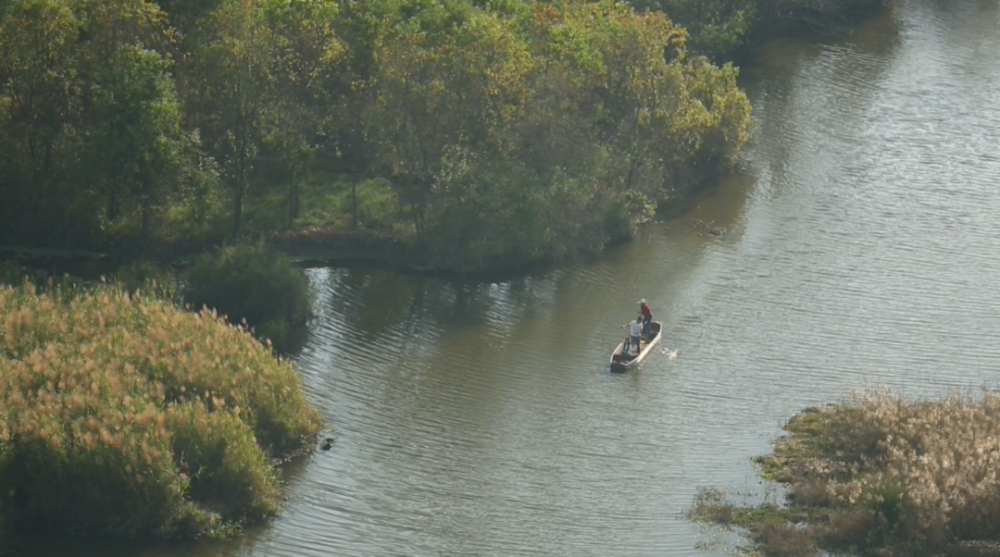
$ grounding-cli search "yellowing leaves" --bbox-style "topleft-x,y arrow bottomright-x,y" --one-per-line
743,386 -> 1000,552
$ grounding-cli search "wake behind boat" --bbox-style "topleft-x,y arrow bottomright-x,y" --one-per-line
610,321 -> 662,372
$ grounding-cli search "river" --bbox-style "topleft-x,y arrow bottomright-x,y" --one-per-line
17,0 -> 1000,555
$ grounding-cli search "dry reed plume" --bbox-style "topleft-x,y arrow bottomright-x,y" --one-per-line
692,385 -> 1000,557
0,280 -> 323,541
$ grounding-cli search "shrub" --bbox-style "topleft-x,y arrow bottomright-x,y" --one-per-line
0,281 -> 323,541
182,242 -> 313,352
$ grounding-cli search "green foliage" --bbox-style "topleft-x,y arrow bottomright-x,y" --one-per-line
629,0 -> 754,60
167,401 -> 280,519
89,44 -> 187,243
0,282 -> 323,541
182,242 -> 313,351
359,0 -> 751,270
189,0 -> 283,237
606,190 -> 657,238
0,0 -> 89,245
161,148 -> 228,243
0,0 -> 761,272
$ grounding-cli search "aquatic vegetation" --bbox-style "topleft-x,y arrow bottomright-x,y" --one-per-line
0,281 -> 323,541
691,386 -> 1000,557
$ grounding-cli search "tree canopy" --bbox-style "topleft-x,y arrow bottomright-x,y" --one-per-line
0,0 -> 754,272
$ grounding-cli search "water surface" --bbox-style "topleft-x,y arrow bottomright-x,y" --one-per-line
18,0 -> 1000,555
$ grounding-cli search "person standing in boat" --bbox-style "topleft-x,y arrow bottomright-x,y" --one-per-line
638,298 -> 652,338
622,316 -> 644,355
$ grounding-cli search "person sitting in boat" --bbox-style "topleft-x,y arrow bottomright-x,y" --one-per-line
622,316 -> 644,355
638,298 -> 652,338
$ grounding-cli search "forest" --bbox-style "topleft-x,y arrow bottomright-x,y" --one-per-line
0,0 -> 885,273
0,0 -> 760,273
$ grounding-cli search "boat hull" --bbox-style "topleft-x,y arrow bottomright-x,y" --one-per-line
610,321 -> 662,373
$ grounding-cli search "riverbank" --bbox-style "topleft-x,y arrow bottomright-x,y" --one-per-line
0,162 -> 738,282
691,387 -> 1000,557
649,0 -> 891,64
736,0 -> 892,63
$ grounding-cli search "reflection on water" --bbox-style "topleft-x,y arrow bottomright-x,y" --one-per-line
15,0 -> 1000,555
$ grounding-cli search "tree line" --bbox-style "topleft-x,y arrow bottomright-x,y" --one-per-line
0,0 -> 753,272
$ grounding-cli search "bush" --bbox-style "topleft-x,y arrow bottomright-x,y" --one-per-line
182,242 -> 313,352
0,281 -> 323,541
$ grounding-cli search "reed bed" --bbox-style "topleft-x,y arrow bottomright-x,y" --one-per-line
0,280 -> 322,541
692,386 -> 1000,557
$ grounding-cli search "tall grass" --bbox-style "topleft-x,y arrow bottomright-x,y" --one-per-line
0,280 -> 322,541
690,386 -> 1000,557
182,242 -> 313,353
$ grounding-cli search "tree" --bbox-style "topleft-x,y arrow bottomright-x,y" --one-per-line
0,0 -> 83,243
74,0 -> 177,226
88,45 -> 186,248
191,0 -> 279,237
268,0 -> 342,227
363,3 -> 535,240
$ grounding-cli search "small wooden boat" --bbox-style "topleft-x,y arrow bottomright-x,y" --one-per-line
610,321 -> 662,373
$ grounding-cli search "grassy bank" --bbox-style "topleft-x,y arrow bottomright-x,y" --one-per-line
690,386 -> 1000,557
0,281 -> 323,545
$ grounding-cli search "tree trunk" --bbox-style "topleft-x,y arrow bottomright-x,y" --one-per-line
351,180 -> 358,229
626,158 -> 642,191
108,188 -> 119,222
288,168 -> 299,227
233,178 -> 244,238
139,197 -> 151,254
233,142 -> 246,238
